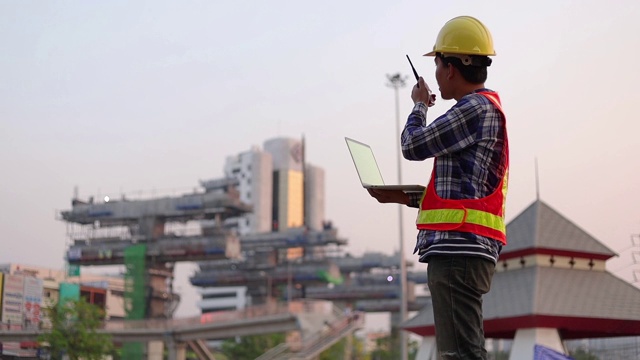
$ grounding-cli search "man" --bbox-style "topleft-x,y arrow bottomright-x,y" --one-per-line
368,16 -> 508,359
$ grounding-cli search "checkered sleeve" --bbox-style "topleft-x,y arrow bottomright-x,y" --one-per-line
407,192 -> 422,208
401,96 -> 483,161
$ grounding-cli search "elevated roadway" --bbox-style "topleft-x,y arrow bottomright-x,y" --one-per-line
0,300 -> 351,360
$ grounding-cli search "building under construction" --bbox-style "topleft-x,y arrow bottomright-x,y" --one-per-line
59,137 -> 426,357
60,177 -> 249,320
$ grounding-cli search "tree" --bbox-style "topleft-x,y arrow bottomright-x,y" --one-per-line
38,298 -> 114,360
369,333 -> 419,360
488,350 -> 510,360
570,348 -> 600,360
319,335 -> 367,360
219,333 -> 286,360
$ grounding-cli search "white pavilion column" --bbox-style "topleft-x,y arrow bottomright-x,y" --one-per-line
509,328 -> 566,360
415,336 -> 438,360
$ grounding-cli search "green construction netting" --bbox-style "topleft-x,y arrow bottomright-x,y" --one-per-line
124,244 -> 146,320
123,244 -> 146,360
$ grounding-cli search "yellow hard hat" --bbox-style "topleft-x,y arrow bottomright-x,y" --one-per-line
424,16 -> 496,57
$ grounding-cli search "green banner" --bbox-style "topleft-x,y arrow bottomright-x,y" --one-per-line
67,264 -> 80,277
58,283 -> 80,309
124,244 -> 147,320
123,244 -> 147,360
317,270 -> 344,285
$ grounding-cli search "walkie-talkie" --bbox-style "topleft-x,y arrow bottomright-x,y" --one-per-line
406,55 -> 420,87
406,54 -> 436,106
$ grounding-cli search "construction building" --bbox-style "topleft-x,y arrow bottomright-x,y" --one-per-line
192,138 -> 426,318
54,136 -> 425,359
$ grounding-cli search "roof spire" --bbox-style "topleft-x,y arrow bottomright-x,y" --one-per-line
535,157 -> 540,201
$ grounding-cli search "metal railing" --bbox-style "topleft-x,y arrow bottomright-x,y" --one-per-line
290,312 -> 364,359
102,299 -> 332,331
255,343 -> 290,360
258,310 -> 365,360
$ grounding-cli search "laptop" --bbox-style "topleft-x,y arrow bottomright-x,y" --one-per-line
345,137 -> 425,193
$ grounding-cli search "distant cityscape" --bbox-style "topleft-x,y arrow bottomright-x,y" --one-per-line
0,136 -> 428,359
0,136 -> 639,359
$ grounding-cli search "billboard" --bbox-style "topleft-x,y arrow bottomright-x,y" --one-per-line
1,274 -> 24,355
58,282 -> 80,307
1,274 -> 24,329
23,276 -> 43,328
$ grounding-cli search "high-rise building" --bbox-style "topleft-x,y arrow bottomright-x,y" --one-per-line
221,137 -> 324,234
196,137 -> 329,316
304,163 -> 325,231
223,147 -> 273,235
264,137 -> 305,232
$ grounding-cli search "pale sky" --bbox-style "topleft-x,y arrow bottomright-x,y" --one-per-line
1,0 -> 639,327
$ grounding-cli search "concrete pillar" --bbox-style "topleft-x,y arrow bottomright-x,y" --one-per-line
175,344 -> 186,360
415,336 -> 437,360
148,341 -> 164,360
166,339 -> 187,360
509,328 -> 565,360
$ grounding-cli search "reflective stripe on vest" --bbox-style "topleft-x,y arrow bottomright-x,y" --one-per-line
416,90 -> 508,244
416,208 -> 506,233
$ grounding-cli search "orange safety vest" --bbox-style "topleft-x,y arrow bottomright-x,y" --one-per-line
416,91 -> 509,244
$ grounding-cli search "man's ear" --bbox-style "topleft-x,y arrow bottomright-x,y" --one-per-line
447,63 -> 456,80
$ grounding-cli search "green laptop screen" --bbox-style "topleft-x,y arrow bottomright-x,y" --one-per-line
345,138 -> 385,186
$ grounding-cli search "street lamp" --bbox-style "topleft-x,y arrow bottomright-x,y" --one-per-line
386,73 -> 408,360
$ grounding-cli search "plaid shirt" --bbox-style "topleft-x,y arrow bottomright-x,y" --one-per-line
401,89 -> 507,264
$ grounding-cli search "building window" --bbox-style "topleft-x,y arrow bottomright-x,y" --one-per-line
202,292 -> 238,300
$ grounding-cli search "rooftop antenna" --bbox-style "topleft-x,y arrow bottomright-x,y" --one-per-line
535,157 -> 540,201
302,133 -> 306,228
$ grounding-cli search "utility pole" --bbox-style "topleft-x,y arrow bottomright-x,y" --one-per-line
386,73 -> 408,360
287,261 -> 292,305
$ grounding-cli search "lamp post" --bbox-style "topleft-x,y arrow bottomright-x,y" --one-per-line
287,261 -> 292,305
386,73 -> 408,360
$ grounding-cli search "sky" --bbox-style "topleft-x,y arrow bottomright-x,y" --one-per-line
1,0 -> 640,330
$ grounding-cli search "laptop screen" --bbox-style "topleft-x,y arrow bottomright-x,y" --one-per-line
345,137 -> 385,186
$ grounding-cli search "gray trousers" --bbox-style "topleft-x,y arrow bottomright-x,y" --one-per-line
427,256 -> 495,360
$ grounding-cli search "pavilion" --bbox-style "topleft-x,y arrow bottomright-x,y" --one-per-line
402,200 -> 640,359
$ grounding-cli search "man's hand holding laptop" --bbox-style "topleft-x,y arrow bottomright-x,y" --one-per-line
367,188 -> 410,205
